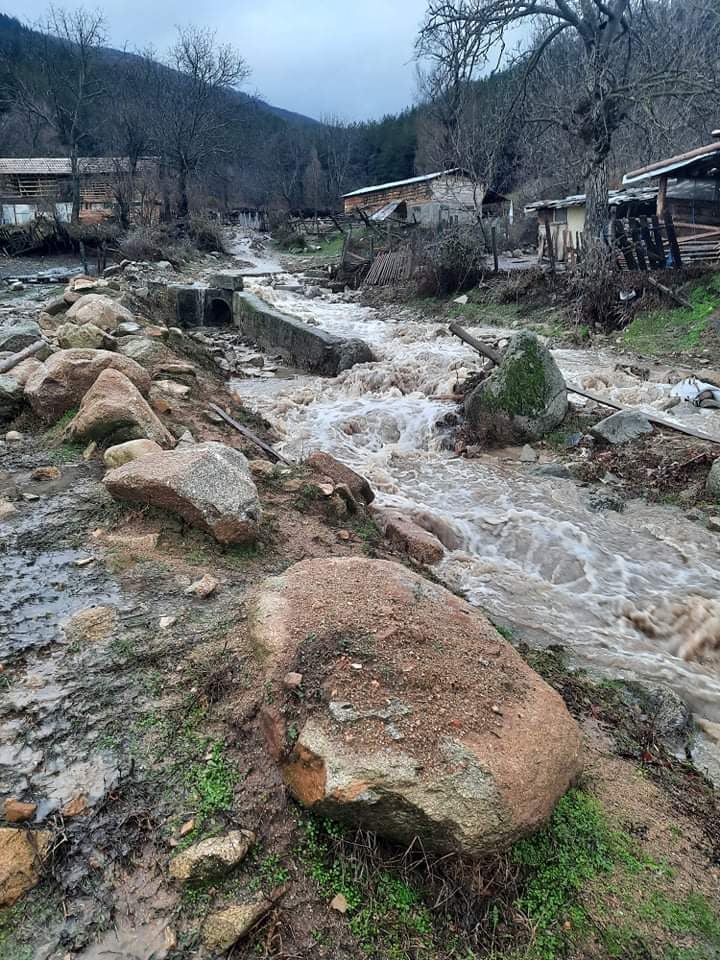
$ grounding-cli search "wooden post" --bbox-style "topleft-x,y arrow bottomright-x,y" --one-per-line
650,215 -> 665,264
491,225 -> 499,273
629,218 -> 647,271
663,211 -> 683,269
614,218 -> 637,271
543,216 -> 556,273
657,175 -> 667,218
641,216 -> 664,268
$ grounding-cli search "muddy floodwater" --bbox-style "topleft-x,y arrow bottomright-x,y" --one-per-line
231,270 -> 720,778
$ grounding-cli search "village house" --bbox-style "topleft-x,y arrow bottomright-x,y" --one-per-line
0,157 -> 159,225
524,187 -> 658,262
342,169 -> 507,228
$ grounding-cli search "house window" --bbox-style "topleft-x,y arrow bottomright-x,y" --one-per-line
553,207 -> 568,224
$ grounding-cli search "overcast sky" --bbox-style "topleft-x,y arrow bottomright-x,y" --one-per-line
3,0 -> 429,121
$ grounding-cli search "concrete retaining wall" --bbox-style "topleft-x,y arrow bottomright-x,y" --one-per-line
232,291 -> 373,376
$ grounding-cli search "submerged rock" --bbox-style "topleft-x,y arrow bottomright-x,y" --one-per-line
66,368 -> 174,446
372,507 -> 444,564
250,557 -> 583,858
465,331 -> 568,444
591,410 -> 653,445
103,441 -> 262,544
169,830 -> 255,884
0,828 -> 52,907
25,349 -> 151,422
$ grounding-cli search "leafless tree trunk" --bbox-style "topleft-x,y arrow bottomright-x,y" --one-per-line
9,7 -> 106,224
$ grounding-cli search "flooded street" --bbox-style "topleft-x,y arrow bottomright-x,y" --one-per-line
232,271 -> 720,774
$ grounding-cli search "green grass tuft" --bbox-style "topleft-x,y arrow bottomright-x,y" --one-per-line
624,272 -> 720,354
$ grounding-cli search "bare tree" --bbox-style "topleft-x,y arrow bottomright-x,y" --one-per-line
150,27 -> 250,219
417,0 -> 720,253
10,6 -> 106,223
320,115 -> 355,206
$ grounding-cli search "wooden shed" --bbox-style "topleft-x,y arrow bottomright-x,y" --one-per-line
342,170 -> 506,228
0,157 -> 158,225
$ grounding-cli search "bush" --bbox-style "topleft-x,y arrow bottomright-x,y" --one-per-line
414,225 -> 487,296
188,216 -> 227,254
273,225 -> 307,252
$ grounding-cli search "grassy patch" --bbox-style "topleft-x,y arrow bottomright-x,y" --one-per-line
301,231 -> 346,259
624,272 -> 720,354
190,740 -> 239,818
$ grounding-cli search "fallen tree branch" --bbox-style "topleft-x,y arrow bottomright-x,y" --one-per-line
0,340 -> 45,374
647,276 -> 692,310
448,322 -> 502,365
566,382 -> 720,445
207,402 -> 293,464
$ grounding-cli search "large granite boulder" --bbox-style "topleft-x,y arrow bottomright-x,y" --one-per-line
65,294 -> 135,332
465,331 -> 567,444
103,441 -> 262,544
0,321 -> 42,353
24,349 -> 151,422
250,557 -> 583,858
56,321 -> 113,351
66,368 -> 174,446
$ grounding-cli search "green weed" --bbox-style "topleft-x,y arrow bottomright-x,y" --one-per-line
190,740 -> 238,817
624,272 -> 720,355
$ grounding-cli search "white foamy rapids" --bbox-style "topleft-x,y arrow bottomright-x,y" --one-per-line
233,282 -> 720,743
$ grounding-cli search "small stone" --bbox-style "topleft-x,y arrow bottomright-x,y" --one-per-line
30,466 -> 61,482
0,828 -> 52,907
5,431 -> 22,442
202,900 -> 271,953
179,818 -> 195,837
249,459 -> 276,478
282,478 -> 303,493
0,499 -> 17,520
159,616 -> 176,630
185,574 -> 219,599
330,893 -> 348,913
519,444 -> 537,463
707,516 -> 720,533
63,605 -> 117,644
317,482 -> 335,497
2,799 -> 37,824
338,529 -> 351,541
169,829 -> 255,884
283,672 -> 303,690
74,557 -> 95,567
83,441 -> 97,460
62,795 -> 87,818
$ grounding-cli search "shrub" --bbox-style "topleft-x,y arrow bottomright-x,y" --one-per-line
414,225 -> 487,296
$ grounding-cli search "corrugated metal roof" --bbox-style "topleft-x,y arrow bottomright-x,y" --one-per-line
0,157 -> 157,175
343,169 -> 462,199
524,187 -> 658,214
623,142 -> 720,185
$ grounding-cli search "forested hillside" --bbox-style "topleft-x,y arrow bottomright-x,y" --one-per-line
1,5 -> 718,218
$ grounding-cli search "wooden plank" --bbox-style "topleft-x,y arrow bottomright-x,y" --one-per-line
566,382 -> 720,444
664,211 -> 683,268
207,403 -> 293,464
543,216 -> 556,272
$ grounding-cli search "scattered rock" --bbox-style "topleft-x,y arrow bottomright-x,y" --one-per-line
65,294 -> 135,332
330,893 -> 348,913
56,321 -> 112,351
30,466 -> 61,482
103,441 -> 262,544
61,794 -> 87,818
185,574 -> 219,598
0,499 -> 17,520
117,336 -> 170,368
0,321 -> 42,353
465,331 -> 568,444
283,671 -> 303,690
116,321 -> 141,336
590,410 -> 653,445
66,368 -> 174,446
706,459 -> 720,498
372,507 -> 444,565
62,606 -> 118,644
306,451 -> 374,504
5,430 -> 22,441
151,379 -> 190,399
44,296 -> 68,317
103,438 -> 164,469
2,799 -> 37,823
249,459 -> 276,479
454,294 -> 469,305
169,830 -> 255,884
519,444 -> 537,463
0,828 -> 52,907
250,557 -> 582,857
25,349 -> 151,422
201,899 -> 271,953
0,374 -> 24,421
